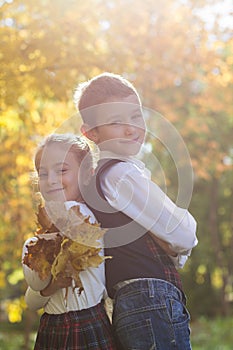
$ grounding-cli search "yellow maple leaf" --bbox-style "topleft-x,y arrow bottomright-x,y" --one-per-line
23,202 -> 109,293
51,238 -> 107,291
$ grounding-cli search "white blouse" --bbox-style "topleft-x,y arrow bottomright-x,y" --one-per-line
22,201 -> 107,314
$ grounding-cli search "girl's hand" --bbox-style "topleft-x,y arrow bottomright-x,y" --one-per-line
40,274 -> 72,297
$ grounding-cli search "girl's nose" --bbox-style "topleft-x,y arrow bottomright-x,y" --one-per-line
47,171 -> 59,185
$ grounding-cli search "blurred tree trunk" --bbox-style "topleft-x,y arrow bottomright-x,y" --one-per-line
23,309 -> 37,350
208,176 -> 228,315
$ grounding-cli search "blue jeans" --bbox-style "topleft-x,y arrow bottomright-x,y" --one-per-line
112,279 -> 191,350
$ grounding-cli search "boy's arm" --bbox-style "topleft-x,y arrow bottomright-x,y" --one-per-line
101,162 -> 198,256
150,234 -> 177,256
149,233 -> 189,268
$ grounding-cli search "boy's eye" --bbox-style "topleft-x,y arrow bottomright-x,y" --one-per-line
109,121 -> 122,125
57,168 -> 68,174
132,114 -> 142,120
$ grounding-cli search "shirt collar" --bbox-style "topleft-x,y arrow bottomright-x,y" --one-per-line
99,150 -> 146,171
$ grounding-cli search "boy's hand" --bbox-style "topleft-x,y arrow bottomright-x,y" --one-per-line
149,233 -> 177,257
40,274 -> 72,297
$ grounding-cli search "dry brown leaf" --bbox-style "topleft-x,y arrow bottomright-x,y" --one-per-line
23,234 -> 62,280
23,202 -> 109,293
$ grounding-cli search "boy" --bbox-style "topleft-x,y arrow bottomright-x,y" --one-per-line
74,72 -> 198,349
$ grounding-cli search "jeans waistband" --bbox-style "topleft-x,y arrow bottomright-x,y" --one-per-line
114,278 -> 186,304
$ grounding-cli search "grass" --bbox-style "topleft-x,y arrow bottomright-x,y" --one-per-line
191,317 -> 233,350
0,331 -> 36,350
0,316 -> 232,349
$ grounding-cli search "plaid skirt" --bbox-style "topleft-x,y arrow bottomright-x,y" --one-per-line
34,301 -> 117,350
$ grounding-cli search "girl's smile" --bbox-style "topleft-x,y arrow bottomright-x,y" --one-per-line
36,143 -> 82,202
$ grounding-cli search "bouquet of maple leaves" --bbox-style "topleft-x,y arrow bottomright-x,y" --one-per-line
23,200 -> 108,294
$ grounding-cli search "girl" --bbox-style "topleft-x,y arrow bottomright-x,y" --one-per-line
22,133 -> 116,350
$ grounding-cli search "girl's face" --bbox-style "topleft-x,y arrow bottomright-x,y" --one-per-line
36,143 -> 82,202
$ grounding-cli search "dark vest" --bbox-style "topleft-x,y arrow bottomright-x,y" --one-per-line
84,159 -> 183,298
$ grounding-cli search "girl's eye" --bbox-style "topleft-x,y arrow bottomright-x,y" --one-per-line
38,173 -> 47,178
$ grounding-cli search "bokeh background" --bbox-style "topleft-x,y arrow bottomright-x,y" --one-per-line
0,0 -> 232,349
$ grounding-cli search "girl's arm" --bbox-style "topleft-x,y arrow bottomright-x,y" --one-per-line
40,275 -> 72,297
25,287 -> 50,311
25,276 -> 72,311
101,162 -> 198,260
22,237 -> 51,291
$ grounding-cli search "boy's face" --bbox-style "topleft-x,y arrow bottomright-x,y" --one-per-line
36,143 -> 81,202
84,94 -> 146,156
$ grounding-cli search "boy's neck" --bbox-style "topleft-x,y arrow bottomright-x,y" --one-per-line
99,150 -> 133,161
98,150 -> 146,169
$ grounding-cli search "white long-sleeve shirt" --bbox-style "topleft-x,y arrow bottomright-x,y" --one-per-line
22,201 -> 107,313
99,154 -> 198,268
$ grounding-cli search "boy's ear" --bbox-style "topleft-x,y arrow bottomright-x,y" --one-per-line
81,123 -> 99,143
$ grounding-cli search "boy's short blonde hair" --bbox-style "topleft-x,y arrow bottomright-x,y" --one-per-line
73,72 -> 141,123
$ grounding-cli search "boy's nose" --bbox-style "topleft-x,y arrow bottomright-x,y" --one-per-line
125,123 -> 136,135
